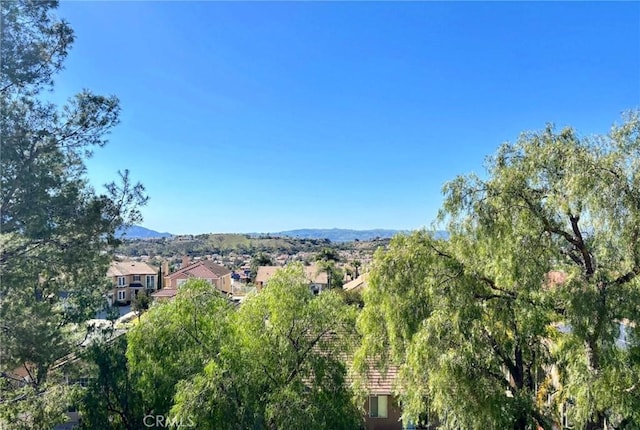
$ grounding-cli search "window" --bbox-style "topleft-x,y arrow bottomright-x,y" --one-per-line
177,278 -> 187,287
146,275 -> 155,289
117,276 -> 126,287
117,290 -> 126,301
369,395 -> 388,418
133,275 -> 141,282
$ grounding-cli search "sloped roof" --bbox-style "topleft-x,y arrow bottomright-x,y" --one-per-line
167,260 -> 232,280
151,289 -> 178,298
255,264 -> 328,286
354,362 -> 398,395
107,261 -> 157,277
343,274 -> 368,292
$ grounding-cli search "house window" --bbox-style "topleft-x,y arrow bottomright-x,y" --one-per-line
177,278 -> 187,287
146,275 -> 155,289
133,275 -> 141,282
369,395 -> 388,418
117,276 -> 126,287
117,290 -> 126,301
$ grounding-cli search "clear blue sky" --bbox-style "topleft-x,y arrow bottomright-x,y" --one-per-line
53,1 -> 639,235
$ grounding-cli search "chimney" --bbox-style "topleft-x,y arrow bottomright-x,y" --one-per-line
162,261 -> 169,275
182,256 -> 191,268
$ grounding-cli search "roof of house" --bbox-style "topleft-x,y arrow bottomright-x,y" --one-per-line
343,274 -> 368,292
151,289 -> 178,298
355,363 -> 398,395
167,260 -> 232,280
255,264 -> 328,286
107,261 -> 157,277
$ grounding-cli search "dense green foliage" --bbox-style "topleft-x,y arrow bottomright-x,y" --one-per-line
78,336 -> 144,430
0,2 -> 146,428
169,266 -> 361,429
127,279 -> 234,417
117,269 -> 362,429
356,113 -> 640,430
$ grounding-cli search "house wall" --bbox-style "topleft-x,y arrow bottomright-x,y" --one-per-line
364,395 -> 403,430
166,273 -> 233,295
109,274 -> 156,305
218,274 -> 232,294
166,273 -> 188,289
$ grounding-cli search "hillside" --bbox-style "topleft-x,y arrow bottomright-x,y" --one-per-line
271,228 -> 408,242
271,228 -> 448,242
116,225 -> 172,239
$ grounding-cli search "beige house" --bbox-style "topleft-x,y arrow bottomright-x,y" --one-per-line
107,261 -> 158,305
255,264 -> 329,294
162,260 -> 233,295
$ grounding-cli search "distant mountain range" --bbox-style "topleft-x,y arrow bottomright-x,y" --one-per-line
117,226 -> 448,242
116,225 -> 172,239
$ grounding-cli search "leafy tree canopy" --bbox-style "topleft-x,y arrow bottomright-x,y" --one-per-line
0,1 -> 146,428
356,112 -> 640,430
125,267 -> 363,429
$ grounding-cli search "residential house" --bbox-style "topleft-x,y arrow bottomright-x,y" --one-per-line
360,365 -> 403,430
353,361 -> 440,430
255,264 -> 329,294
343,273 -> 368,293
107,261 -> 158,305
160,259 -> 233,296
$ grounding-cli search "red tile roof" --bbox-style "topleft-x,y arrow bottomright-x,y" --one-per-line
151,289 -> 178,298
167,260 -> 232,280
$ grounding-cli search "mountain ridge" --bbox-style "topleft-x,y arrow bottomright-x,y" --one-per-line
116,225 -> 172,239
118,226 -> 448,242
269,228 -> 409,242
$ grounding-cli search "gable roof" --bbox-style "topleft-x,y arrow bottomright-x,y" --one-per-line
167,260 -> 232,280
107,261 -> 157,277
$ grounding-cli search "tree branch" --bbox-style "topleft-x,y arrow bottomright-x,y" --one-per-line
569,214 -> 594,277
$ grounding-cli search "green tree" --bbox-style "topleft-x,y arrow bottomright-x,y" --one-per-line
352,259 -> 362,278
315,247 -> 343,289
78,336 -> 144,430
0,1 -> 147,428
250,252 -> 274,280
131,291 -> 150,319
126,279 -> 233,417
169,264 -> 363,429
356,113 -> 640,429
316,247 -> 341,263
316,258 -> 344,289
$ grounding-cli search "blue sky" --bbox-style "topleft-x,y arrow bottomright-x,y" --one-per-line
53,1 -> 639,234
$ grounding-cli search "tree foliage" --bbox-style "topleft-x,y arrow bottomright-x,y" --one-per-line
0,1 -> 146,427
356,112 -> 640,429
77,336 -> 144,430
126,279 -> 234,417
124,267 -> 363,429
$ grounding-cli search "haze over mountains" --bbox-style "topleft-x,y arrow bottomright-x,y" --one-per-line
117,226 -> 448,242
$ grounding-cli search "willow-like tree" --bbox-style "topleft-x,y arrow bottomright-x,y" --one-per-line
126,279 -> 234,418
0,1 -> 146,428
169,264 -> 362,429
355,112 -> 640,429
